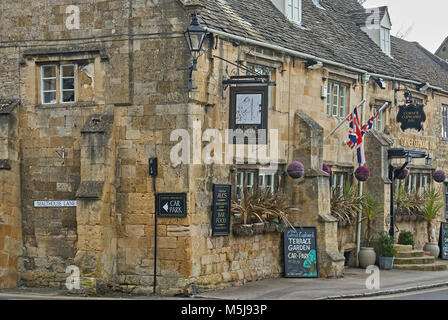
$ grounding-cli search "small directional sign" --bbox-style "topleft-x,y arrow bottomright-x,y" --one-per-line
156,193 -> 187,218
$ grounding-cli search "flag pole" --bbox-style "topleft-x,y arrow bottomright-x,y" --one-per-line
323,99 -> 366,142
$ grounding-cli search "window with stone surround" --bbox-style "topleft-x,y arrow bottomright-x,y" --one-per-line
329,166 -> 353,196
38,61 -> 95,105
233,167 -> 284,201
326,81 -> 349,118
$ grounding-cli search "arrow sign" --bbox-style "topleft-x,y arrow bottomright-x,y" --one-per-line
156,193 -> 187,218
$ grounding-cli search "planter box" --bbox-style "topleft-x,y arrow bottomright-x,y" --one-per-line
232,224 -> 253,236
379,256 -> 395,270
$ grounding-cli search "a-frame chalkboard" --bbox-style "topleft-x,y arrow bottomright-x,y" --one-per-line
284,227 -> 318,278
439,222 -> 448,260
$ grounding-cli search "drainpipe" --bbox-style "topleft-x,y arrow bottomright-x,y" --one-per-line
356,73 -> 370,267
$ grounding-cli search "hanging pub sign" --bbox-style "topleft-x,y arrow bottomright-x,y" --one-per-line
438,222 -> 448,260
284,227 -> 318,278
396,104 -> 426,132
156,193 -> 187,218
211,184 -> 232,236
229,86 -> 268,144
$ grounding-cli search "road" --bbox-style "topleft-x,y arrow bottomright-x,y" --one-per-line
356,287 -> 448,300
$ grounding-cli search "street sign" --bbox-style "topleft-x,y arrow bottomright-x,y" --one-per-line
34,200 -> 77,208
156,193 -> 187,218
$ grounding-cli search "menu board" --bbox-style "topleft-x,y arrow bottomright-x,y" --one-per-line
439,222 -> 448,260
211,184 -> 232,236
284,227 -> 318,278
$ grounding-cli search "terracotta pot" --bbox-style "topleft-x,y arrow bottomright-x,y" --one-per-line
424,242 -> 440,258
359,247 -> 376,269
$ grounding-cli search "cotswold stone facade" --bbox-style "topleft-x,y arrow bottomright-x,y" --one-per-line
1,0 -> 448,295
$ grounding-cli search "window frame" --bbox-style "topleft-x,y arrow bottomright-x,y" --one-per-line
60,64 -> 76,104
285,0 -> 302,25
327,80 -> 349,118
39,63 -> 78,105
40,65 -> 58,105
442,105 -> 448,140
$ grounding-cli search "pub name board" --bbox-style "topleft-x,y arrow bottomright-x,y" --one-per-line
211,184 -> 231,236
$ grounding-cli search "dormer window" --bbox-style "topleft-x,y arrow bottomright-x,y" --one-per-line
380,27 -> 391,56
285,0 -> 302,25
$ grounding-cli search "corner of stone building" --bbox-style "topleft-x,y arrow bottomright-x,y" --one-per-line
0,100 -> 23,289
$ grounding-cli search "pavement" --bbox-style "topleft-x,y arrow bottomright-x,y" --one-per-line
2,263 -> 448,300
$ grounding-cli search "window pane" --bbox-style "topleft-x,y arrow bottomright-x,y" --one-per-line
62,90 -> 75,103
333,84 -> 339,116
340,86 -> 346,118
43,79 -> 56,91
43,91 -> 57,104
62,78 -> 75,90
42,66 -> 56,78
326,83 -> 332,115
62,65 -> 75,77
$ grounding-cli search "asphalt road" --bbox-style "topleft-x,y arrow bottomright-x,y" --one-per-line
357,287 -> 448,300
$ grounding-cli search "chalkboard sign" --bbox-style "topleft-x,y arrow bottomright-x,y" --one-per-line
439,222 -> 448,260
284,227 -> 318,278
211,184 -> 232,236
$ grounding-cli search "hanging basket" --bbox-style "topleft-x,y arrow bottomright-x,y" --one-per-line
433,170 -> 446,183
322,163 -> 331,175
355,166 -> 371,182
287,161 -> 305,179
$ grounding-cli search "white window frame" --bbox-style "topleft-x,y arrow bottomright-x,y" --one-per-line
442,105 -> 448,140
380,27 -> 391,56
41,65 -> 57,105
285,0 -> 302,25
332,84 -> 339,117
326,82 -> 333,115
259,172 -> 275,194
373,106 -> 383,132
60,64 -> 76,104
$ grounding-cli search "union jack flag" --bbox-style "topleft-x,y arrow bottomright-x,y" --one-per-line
346,107 -> 380,165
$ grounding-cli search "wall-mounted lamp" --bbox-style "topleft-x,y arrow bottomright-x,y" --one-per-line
426,154 -> 432,166
179,11 -> 208,90
417,82 -> 430,92
375,77 -> 386,90
306,60 -> 323,70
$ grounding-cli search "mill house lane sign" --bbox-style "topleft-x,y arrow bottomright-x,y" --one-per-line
34,200 -> 77,207
396,104 -> 426,132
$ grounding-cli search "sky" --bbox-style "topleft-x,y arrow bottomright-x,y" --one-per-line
363,0 -> 448,53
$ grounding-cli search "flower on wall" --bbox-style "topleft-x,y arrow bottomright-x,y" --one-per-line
287,161 -> 305,179
355,166 -> 370,182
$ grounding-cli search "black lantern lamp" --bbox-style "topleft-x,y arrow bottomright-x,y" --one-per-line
184,11 -> 207,71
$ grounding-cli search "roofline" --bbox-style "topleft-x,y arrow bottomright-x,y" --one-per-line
206,27 -> 448,95
435,36 -> 448,55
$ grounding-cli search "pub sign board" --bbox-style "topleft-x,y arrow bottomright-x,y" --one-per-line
439,222 -> 448,259
228,86 -> 268,144
156,193 -> 187,218
396,104 -> 426,132
211,184 -> 232,236
283,227 -> 318,278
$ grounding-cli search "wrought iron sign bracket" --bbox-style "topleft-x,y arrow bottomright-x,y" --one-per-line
222,75 -> 276,99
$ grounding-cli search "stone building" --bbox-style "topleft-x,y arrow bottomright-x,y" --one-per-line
1,0 -> 448,295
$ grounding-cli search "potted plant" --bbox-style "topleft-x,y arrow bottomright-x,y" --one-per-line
231,188 -> 296,236
359,195 -> 383,268
420,186 -> 444,257
376,231 -> 396,270
398,231 -> 415,249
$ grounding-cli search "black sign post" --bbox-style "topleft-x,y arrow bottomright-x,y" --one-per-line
284,227 -> 318,278
156,193 -> 187,218
439,222 -> 448,259
211,184 -> 232,236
